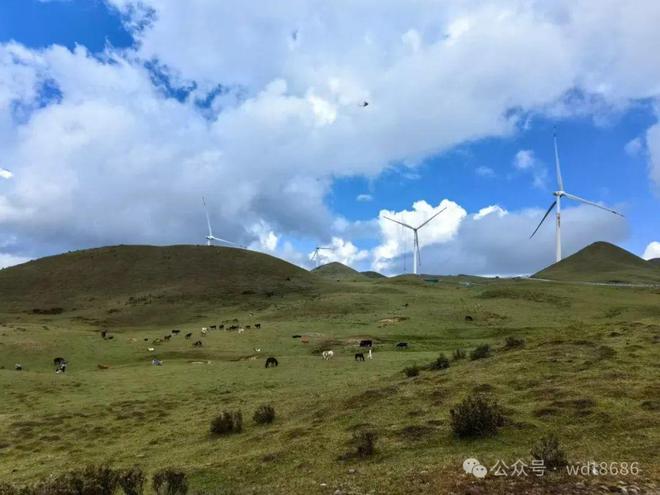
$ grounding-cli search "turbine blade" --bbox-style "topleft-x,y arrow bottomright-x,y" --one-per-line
211,236 -> 242,247
383,216 -> 414,229
529,201 -> 557,239
554,130 -> 565,191
202,197 -> 213,236
416,207 -> 447,229
563,192 -> 624,217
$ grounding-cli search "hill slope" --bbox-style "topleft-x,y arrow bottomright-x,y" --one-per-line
0,245 -> 317,310
312,262 -> 364,278
532,241 -> 660,284
361,270 -> 386,279
649,258 -> 660,267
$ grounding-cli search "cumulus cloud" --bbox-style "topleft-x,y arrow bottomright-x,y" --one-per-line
0,168 -> 12,180
309,236 -> 369,268
356,193 -> 373,202
375,201 -> 628,276
643,241 -> 660,260
513,149 -> 548,188
0,0 -> 658,267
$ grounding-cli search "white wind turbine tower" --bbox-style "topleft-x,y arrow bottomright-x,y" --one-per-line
530,131 -> 624,262
384,207 -> 447,275
311,246 -> 333,268
202,197 -> 243,248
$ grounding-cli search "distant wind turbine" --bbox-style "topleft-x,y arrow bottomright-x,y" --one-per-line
311,246 -> 333,268
202,197 -> 243,248
530,131 -> 624,262
384,207 -> 447,275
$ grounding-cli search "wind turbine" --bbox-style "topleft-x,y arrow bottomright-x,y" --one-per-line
202,197 -> 243,248
530,131 -> 624,262
311,246 -> 333,268
384,207 -> 447,275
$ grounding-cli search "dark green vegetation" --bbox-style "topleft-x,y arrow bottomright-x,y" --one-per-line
533,241 -> 660,284
312,261 -> 365,280
360,270 -> 386,279
0,244 -> 659,493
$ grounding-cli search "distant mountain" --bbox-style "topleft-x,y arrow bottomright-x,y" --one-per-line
0,245 -> 316,311
312,262 -> 364,278
532,241 -> 660,284
361,270 -> 386,279
648,258 -> 660,267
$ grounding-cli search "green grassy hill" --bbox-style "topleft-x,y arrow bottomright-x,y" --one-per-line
649,258 -> 660,267
312,261 -> 364,279
361,270 -> 386,279
0,245 -> 317,313
532,241 -> 660,284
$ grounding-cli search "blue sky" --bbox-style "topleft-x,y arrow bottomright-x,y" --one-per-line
0,1 -> 658,274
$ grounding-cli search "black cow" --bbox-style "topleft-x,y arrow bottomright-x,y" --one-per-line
107,335 -> 114,340
219,324 -> 225,330
465,315 -> 474,322
164,335 -> 172,341
101,330 -> 107,339
185,332 -> 192,339
292,335 -> 302,339
265,357 -> 278,368
359,339 -> 373,348
193,340 -> 203,347
396,342 -> 408,349
172,329 -> 180,335
144,338 -> 149,342
355,352 -> 365,361
15,364 -> 22,371
255,323 -> 261,329
53,357 -> 66,367
210,325 -> 216,330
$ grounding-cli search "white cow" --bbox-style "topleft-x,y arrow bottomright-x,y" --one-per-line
368,349 -> 373,360
201,328 -> 208,336
238,327 -> 245,334
322,350 -> 334,360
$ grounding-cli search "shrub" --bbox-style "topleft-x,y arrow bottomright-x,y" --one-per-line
469,344 -> 491,360
253,404 -> 275,425
430,354 -> 450,370
152,468 -> 188,495
530,434 -> 568,470
450,393 -> 505,438
210,410 -> 243,436
118,466 -> 145,495
403,365 -> 420,377
0,483 -> 18,495
353,430 -> 378,458
452,349 -> 466,360
504,336 -> 525,349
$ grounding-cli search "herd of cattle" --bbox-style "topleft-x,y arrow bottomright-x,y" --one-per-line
13,320 -> 412,372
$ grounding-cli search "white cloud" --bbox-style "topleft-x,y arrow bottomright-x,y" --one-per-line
646,122 -> 660,191
643,241 -> 660,260
356,193 -> 373,202
0,252 -> 30,269
0,0 -> 659,264
514,150 -> 535,170
513,149 -> 548,189
0,168 -> 12,180
309,236 -> 369,268
475,165 -> 495,178
624,136 -> 642,156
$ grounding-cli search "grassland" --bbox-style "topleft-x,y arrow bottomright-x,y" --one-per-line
0,246 -> 659,494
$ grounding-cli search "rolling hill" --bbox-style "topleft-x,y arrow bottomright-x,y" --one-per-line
0,245 -> 317,311
649,258 -> 660,267
311,261 -> 364,279
532,241 -> 660,284
361,270 -> 386,279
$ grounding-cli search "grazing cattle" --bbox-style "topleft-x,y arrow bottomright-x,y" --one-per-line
359,339 -> 373,348
164,335 -> 172,341
355,352 -> 365,361
144,338 -> 149,342
101,330 -> 107,339
228,325 -> 238,331
255,323 -> 261,329
403,303 -> 409,307
152,359 -> 162,366
254,347 -> 261,353
185,332 -> 192,339
465,315 -> 474,322
53,357 -> 66,367
107,336 -> 114,340
368,349 -> 373,360
322,350 -> 334,360
396,342 -> 408,349
152,338 -> 162,345
148,347 -> 155,352
292,335 -> 302,339
201,328 -> 208,336
172,329 -> 180,335
55,361 -> 67,373
15,364 -> 22,371
219,324 -> 225,330
265,357 -> 278,368
246,325 -> 251,329
238,327 -> 245,334
193,340 -> 203,347
97,364 -> 110,370
301,336 -> 310,344
210,325 -> 216,330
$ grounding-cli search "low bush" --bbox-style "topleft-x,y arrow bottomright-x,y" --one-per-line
210,410 -> 243,436
452,349 -> 466,360
504,336 -> 525,349
152,468 -> 188,495
253,404 -> 276,425
403,365 -> 420,377
119,466 -> 145,495
530,434 -> 568,470
353,430 -> 378,458
469,344 -> 491,360
430,353 -> 450,370
450,393 -> 505,438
